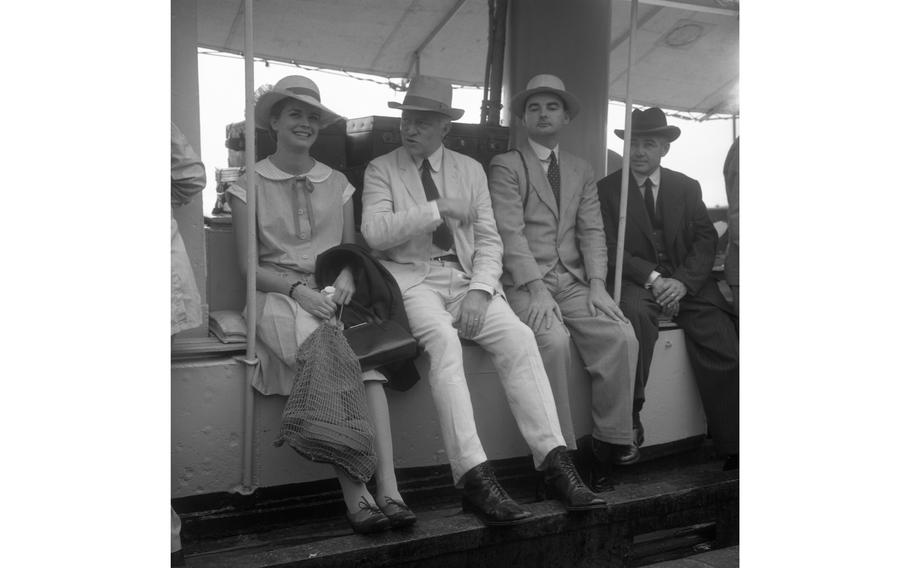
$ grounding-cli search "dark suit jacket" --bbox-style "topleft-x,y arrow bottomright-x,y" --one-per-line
314,243 -> 420,391
597,167 -> 726,308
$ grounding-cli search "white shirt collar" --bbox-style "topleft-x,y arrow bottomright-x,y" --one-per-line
256,157 -> 333,183
412,145 -> 444,172
528,138 -> 559,163
632,167 -> 661,189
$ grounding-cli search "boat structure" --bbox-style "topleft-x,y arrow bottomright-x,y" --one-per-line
171,1 -> 740,566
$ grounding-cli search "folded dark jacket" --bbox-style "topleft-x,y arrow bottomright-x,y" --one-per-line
315,243 -> 421,391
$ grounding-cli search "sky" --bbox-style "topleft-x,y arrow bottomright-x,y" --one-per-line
197,50 -> 736,215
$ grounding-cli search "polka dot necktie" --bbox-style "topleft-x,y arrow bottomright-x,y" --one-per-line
547,151 -> 560,206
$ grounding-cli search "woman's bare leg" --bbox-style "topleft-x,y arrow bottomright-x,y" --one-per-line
334,467 -> 376,513
363,380 -> 403,503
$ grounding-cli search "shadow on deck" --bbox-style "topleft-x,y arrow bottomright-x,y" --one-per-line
175,438 -> 738,567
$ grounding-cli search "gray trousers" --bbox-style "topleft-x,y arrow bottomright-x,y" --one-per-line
506,266 -> 638,447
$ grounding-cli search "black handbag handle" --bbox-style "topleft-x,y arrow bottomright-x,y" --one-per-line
335,300 -> 380,327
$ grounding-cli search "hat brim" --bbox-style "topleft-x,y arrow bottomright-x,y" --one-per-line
387,101 -> 464,121
510,87 -> 581,118
254,90 -> 344,130
613,125 -> 681,142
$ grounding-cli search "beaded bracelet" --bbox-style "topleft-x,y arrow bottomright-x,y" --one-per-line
288,281 -> 305,298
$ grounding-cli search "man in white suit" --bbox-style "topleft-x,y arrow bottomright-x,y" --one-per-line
362,76 -> 604,526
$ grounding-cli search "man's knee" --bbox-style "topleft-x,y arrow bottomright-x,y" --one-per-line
419,319 -> 463,353
535,324 -> 572,355
618,321 -> 639,351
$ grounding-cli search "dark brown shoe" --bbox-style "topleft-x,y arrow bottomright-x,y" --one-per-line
378,496 -> 417,529
543,447 -> 606,510
346,496 -> 392,534
461,462 -> 534,526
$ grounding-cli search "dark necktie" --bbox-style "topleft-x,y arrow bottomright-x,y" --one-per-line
643,178 -> 657,227
547,151 -> 561,206
420,159 -> 454,251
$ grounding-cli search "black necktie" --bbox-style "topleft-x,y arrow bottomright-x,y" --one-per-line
643,178 -> 657,226
547,151 -> 561,206
420,159 -> 454,251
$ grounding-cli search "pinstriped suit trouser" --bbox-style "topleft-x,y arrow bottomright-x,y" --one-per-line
401,263 -> 566,486
620,283 -> 739,456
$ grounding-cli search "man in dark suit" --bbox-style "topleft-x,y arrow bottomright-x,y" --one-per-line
597,108 -> 738,468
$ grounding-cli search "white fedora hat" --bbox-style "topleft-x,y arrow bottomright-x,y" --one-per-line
510,74 -> 581,118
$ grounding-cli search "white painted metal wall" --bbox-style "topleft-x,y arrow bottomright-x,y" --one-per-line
171,331 -> 705,499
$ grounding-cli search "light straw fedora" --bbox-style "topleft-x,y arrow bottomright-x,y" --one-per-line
510,74 -> 581,118
254,75 -> 344,130
388,75 -> 465,120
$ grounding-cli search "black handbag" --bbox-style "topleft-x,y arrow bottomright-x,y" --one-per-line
342,319 -> 419,372
336,301 -> 418,372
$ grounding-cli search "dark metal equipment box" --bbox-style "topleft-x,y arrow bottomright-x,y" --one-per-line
224,120 -> 347,170
344,116 -> 509,171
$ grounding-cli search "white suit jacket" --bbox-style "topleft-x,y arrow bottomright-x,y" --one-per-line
361,146 -> 504,294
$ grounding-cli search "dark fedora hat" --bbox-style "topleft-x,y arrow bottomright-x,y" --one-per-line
614,107 -> 681,142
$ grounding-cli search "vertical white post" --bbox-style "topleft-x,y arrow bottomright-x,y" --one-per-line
613,0 -> 638,304
241,0 -> 257,493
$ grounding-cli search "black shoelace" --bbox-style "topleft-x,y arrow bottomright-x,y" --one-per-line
558,452 -> 584,487
479,463 -> 510,500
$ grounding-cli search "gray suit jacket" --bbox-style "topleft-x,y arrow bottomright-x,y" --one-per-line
488,142 -> 608,288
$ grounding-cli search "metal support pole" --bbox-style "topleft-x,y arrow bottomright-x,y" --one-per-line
240,0 -> 258,494
481,0 -> 508,125
613,0 -> 639,305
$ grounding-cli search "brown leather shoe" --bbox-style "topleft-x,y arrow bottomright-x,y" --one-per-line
378,496 -> 417,529
543,447 -> 606,510
461,462 -> 534,526
345,496 -> 392,534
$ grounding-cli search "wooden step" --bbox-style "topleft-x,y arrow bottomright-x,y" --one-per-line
177,443 -> 738,568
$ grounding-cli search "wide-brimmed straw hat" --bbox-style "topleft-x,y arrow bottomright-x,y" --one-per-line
613,107 -> 681,142
388,75 -> 465,120
254,75 -> 343,130
510,74 -> 581,118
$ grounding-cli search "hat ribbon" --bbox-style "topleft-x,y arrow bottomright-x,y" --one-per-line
285,85 -> 321,102
401,94 -> 451,113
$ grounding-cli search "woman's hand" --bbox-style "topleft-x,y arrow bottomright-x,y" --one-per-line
332,267 -> 356,305
292,285 -> 337,320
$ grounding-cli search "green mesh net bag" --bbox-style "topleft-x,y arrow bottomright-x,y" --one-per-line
274,322 -> 377,483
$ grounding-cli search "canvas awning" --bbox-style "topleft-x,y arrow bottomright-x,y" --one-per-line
196,0 -> 739,115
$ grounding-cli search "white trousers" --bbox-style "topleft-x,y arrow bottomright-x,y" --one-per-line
171,507 -> 182,553
402,263 -> 566,485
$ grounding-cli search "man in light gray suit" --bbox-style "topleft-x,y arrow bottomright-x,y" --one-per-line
361,75 -> 605,526
488,75 -> 639,493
